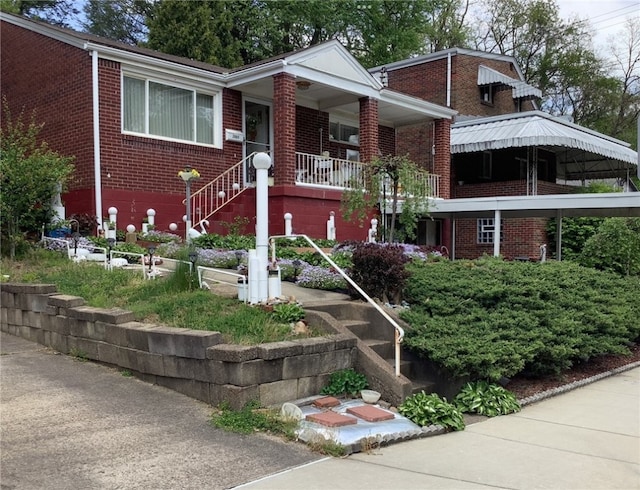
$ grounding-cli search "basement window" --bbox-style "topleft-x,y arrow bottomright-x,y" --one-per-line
477,218 -> 503,244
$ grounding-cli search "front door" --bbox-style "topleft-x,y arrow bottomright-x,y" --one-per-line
244,99 -> 272,184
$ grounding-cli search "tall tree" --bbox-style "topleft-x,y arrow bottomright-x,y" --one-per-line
146,0 -> 470,69
0,0 -> 79,27
82,0 -> 154,45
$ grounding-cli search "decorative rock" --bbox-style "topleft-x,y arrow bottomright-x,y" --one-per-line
293,321 -> 310,335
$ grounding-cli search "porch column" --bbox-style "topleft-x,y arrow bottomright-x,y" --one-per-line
493,209 -> 501,257
434,118 -> 451,199
273,73 -> 296,185
359,97 -> 378,163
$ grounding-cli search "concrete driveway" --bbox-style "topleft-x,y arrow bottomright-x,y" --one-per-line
0,332 -> 319,489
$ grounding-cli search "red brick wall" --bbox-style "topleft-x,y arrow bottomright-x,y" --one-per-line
273,73 -> 296,185
1,21 -> 94,192
386,52 -> 536,117
359,97 -> 378,163
454,217 -> 549,260
396,122 -> 433,170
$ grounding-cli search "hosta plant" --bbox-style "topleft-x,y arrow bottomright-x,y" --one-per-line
272,302 -> 305,323
398,391 -> 465,431
321,369 -> 368,397
454,381 -> 521,416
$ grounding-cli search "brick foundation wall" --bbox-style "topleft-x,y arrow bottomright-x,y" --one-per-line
0,283 -> 356,409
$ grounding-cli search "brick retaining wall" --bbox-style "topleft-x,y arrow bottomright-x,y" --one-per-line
0,283 -> 356,409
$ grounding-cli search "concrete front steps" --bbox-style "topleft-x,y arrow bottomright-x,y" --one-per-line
304,300 -> 441,406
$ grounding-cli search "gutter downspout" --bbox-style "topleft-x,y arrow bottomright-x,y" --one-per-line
91,49 -> 103,232
446,52 -> 451,107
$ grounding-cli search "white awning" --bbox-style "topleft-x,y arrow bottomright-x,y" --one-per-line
477,65 -> 542,99
451,111 -> 637,179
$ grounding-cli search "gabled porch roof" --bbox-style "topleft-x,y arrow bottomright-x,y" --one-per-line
451,111 -> 638,180
227,40 -> 457,126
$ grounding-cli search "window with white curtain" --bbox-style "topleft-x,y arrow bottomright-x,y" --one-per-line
123,75 -> 216,145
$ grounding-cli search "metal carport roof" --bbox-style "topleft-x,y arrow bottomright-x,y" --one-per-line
451,111 -> 638,180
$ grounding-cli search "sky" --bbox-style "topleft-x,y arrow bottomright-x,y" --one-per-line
556,0 -> 640,48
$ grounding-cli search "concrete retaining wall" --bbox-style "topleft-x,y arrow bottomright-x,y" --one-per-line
0,283 -> 357,409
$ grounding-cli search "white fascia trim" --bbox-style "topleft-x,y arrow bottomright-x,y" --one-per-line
1,12 -> 86,48
83,42 -> 226,86
381,90 -> 457,120
225,60 -> 287,86
429,193 -> 640,214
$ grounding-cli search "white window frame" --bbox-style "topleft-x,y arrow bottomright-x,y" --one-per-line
477,218 -> 502,244
329,115 -> 359,145
480,85 -> 494,105
121,70 -> 222,148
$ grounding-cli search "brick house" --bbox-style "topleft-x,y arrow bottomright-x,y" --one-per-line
371,49 -> 638,259
0,13 -> 455,242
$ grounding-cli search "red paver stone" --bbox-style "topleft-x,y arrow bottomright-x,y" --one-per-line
306,411 -> 358,427
346,405 -> 395,422
312,396 -> 340,408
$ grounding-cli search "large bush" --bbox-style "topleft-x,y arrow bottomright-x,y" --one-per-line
401,258 -> 640,381
578,218 -> 640,276
350,242 -> 410,303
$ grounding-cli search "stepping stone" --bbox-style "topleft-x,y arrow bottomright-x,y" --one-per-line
312,396 -> 340,408
306,411 -> 357,427
346,405 -> 395,422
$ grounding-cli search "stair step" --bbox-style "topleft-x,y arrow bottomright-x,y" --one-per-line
341,319 -> 371,337
384,358 -> 413,378
411,380 -> 436,395
362,339 -> 393,358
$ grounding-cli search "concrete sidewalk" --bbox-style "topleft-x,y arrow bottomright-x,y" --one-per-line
0,332 -> 318,490
236,366 -> 640,490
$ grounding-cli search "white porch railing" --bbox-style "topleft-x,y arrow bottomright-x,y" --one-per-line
188,154 -> 254,226
296,152 -> 366,189
295,151 -> 441,198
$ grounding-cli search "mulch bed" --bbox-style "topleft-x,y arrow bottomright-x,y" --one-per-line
505,343 -> 640,400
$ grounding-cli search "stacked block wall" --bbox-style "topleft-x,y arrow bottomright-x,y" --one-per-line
0,283 -> 357,409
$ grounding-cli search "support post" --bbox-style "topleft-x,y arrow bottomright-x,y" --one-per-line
493,210 -> 501,257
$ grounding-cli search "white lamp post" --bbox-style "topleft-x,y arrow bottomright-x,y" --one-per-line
178,167 -> 200,241
252,152 -> 272,302
284,213 -> 293,236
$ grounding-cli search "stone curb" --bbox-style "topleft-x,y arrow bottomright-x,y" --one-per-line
518,360 -> 640,407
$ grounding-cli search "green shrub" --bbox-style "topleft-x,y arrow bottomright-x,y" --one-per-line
402,259 -> 640,381
350,242 -> 410,303
272,302 -> 305,323
578,217 -> 640,276
398,392 -> 465,431
454,381 -> 521,416
321,368 -> 368,397
192,233 -> 255,251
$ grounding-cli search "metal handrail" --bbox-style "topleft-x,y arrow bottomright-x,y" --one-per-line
269,234 -> 405,377
196,266 -> 248,303
186,153 -> 256,225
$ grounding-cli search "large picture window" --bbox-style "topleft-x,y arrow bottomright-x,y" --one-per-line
123,75 -> 216,145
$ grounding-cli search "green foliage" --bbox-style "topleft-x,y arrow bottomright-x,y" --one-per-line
578,218 -> 640,276
210,401 -> 297,439
147,0 -> 468,69
402,259 -> 640,381
272,303 -> 305,323
3,250 -> 304,344
67,213 -> 98,236
1,98 -> 74,258
454,381 -> 521,416
341,155 -> 431,242
398,392 -> 465,431
321,368 -> 368,397
192,233 -> 255,251
546,183 -> 615,259
350,242 -> 410,303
